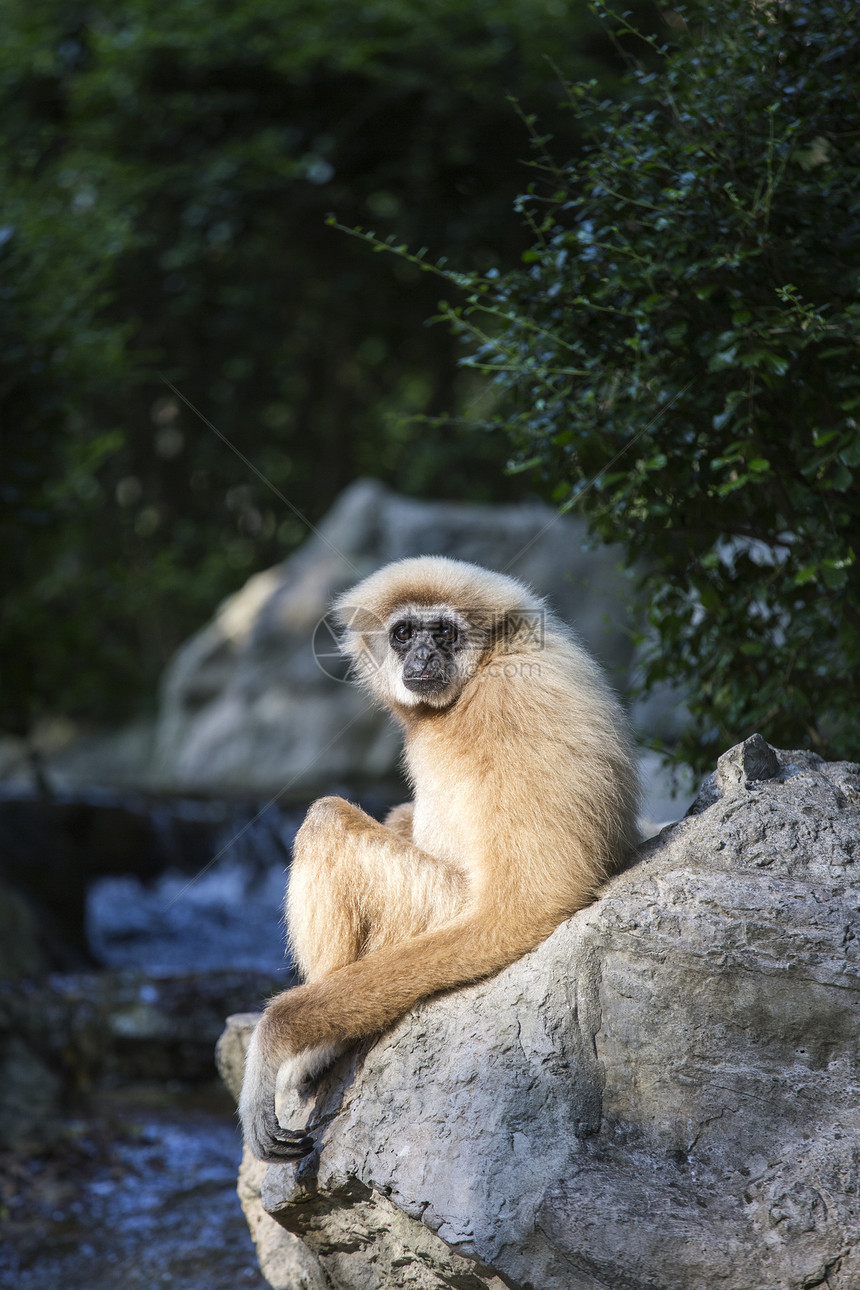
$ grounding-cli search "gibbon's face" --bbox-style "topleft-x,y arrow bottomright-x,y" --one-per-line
377,604 -> 484,709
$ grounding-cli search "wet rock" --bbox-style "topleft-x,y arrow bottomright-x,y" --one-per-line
0,788 -> 301,976
222,742 -> 860,1290
0,1087 -> 272,1290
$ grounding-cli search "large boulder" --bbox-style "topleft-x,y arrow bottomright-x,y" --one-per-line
150,478 -> 651,800
219,738 -> 860,1290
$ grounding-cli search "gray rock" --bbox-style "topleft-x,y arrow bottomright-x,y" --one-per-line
716,730 -> 781,790
216,1011 -> 261,1103
221,740 -> 860,1290
150,479 -> 644,800
239,1149 -> 332,1290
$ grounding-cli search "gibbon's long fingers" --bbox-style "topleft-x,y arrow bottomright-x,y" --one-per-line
262,908 -> 557,1060
264,1122 -> 316,1160
240,1026 -> 317,1162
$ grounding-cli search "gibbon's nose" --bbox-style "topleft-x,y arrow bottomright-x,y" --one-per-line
404,639 -> 445,684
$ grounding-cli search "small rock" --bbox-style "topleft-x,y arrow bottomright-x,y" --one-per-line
716,732 -> 781,792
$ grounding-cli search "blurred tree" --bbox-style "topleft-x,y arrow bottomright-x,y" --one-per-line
416,0 -> 860,769
0,0 -> 645,733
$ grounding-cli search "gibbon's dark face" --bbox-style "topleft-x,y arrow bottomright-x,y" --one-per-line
388,614 -> 462,698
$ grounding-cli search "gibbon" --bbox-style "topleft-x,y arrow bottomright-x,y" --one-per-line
239,555 -> 639,1161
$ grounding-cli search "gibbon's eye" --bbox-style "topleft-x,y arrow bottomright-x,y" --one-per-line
390,621 -> 413,646
436,620 -> 458,645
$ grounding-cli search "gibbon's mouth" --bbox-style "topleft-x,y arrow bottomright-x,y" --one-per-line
403,674 -> 451,695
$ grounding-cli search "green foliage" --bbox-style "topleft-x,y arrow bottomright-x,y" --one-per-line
0,0 -> 633,732
419,0 -> 860,770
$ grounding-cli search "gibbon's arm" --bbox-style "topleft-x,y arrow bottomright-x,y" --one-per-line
239,903 -> 559,1161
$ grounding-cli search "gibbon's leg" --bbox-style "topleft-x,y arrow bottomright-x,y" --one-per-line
286,796 -> 461,984
382,801 -> 414,843
239,796 -> 465,1161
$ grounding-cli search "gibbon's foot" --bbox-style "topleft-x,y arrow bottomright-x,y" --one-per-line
249,1099 -> 315,1162
276,1042 -> 346,1097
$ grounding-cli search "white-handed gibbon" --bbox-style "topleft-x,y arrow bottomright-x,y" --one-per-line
239,556 -> 640,1161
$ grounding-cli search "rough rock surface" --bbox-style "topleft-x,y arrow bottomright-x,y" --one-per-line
220,740 -> 860,1290
150,478 -> 653,799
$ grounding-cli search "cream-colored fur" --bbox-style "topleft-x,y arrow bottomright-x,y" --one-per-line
239,556 -> 640,1160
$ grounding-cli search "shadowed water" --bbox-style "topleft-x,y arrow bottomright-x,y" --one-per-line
0,1085 -> 268,1290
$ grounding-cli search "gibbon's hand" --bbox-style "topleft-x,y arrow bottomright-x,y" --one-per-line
242,1091 -> 315,1162
239,1018 -> 316,1161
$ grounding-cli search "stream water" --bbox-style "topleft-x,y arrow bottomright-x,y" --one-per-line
0,795 -> 318,1290
0,1085 -> 269,1290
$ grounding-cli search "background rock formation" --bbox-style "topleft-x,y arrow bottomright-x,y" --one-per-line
0,481 -> 693,830
219,739 -> 860,1290
151,478 -> 646,800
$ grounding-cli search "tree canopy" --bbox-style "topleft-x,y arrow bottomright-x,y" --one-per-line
0,0 -> 635,734
419,0 -> 860,769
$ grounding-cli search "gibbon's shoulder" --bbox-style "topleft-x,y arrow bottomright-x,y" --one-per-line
332,555 -> 546,629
